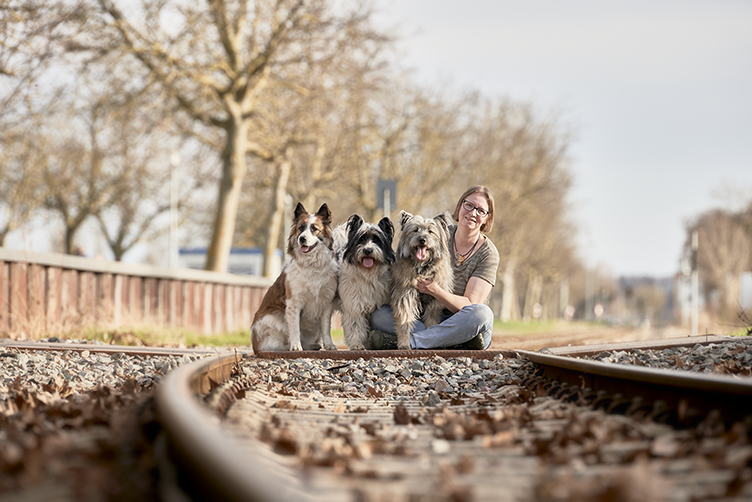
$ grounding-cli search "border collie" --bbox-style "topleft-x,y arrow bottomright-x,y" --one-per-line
251,202 -> 338,352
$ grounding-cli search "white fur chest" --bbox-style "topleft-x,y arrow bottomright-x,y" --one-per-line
285,253 -> 338,317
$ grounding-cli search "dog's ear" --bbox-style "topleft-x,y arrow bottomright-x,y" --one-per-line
294,202 -> 307,221
316,203 -> 331,225
377,217 -> 394,243
346,214 -> 363,240
434,211 -> 453,235
399,210 -> 412,229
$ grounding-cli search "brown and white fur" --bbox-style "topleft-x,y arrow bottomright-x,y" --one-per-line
251,203 -> 338,352
391,210 -> 454,350
333,214 -> 395,350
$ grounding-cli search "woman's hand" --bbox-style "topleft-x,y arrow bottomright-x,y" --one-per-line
417,276 -> 493,314
416,277 -> 438,295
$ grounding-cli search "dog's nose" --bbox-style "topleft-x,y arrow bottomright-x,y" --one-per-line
418,237 -> 426,245
363,249 -> 372,255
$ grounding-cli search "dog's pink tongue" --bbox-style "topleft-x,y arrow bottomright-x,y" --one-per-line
363,257 -> 374,268
301,245 -> 311,253
416,246 -> 427,261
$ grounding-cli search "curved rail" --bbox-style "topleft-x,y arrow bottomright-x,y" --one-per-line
518,349 -> 752,424
155,351 -> 314,502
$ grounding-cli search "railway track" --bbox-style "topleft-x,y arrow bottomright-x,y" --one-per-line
154,335 -> 752,501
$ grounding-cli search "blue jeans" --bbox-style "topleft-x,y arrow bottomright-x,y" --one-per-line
370,304 -> 494,349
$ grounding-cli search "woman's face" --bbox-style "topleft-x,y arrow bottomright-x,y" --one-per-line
458,192 -> 490,232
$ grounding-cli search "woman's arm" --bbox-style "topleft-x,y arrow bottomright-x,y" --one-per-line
416,276 -> 493,314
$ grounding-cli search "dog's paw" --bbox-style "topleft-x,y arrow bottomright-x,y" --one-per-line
348,343 -> 366,350
398,341 -> 411,350
324,343 -> 338,351
290,342 -> 303,351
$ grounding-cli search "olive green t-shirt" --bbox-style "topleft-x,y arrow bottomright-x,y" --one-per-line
449,225 -> 500,301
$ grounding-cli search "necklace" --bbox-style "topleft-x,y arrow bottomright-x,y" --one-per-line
454,235 -> 480,265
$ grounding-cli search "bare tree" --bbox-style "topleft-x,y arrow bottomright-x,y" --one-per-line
41,90 -> 128,254
686,208 -> 752,320
76,0 -> 392,272
355,82 -> 475,217
0,126 -> 46,245
83,60 -> 214,261
460,98 -> 574,321
0,2 -> 71,127
0,2 -> 76,244
234,49 -> 395,276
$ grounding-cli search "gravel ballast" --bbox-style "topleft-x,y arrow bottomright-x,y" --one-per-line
1,336 -> 751,501
0,339 -> 212,501
580,338 -> 752,376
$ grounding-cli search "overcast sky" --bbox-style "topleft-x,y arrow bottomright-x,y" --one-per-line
375,0 -> 752,277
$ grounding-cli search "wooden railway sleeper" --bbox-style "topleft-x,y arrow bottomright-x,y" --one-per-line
205,375 -> 254,415
605,393 -> 632,414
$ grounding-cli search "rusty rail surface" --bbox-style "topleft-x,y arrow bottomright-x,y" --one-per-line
0,339 -> 238,357
518,349 -> 752,425
541,334 -> 734,357
155,352 -> 304,502
256,348 -> 519,360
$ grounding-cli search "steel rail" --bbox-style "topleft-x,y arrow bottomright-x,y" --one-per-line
0,339 -> 230,357
541,334 -> 733,357
255,348 -> 519,360
155,352 -> 314,502
518,349 -> 752,423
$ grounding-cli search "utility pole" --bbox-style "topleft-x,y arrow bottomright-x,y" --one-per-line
383,188 -> 391,220
377,179 -> 396,221
691,229 -> 699,336
585,267 -> 593,322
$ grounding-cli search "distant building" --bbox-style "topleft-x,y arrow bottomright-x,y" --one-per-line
179,248 -> 282,277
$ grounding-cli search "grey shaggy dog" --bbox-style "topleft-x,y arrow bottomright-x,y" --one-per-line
391,210 -> 454,349
333,214 -> 395,350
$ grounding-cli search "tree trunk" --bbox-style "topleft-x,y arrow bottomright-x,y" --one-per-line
500,256 -> 519,322
723,273 -> 740,318
65,226 -> 76,255
265,157 -> 291,278
522,272 -> 542,321
205,120 -> 249,272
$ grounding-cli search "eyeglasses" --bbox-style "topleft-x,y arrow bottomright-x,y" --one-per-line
462,200 -> 489,217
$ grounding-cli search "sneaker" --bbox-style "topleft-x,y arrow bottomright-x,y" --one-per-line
367,330 -> 399,350
447,333 -> 485,350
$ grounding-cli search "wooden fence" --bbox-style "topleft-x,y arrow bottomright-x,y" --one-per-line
0,248 -> 272,337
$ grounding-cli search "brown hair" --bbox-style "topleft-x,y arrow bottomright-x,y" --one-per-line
452,185 -> 495,233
